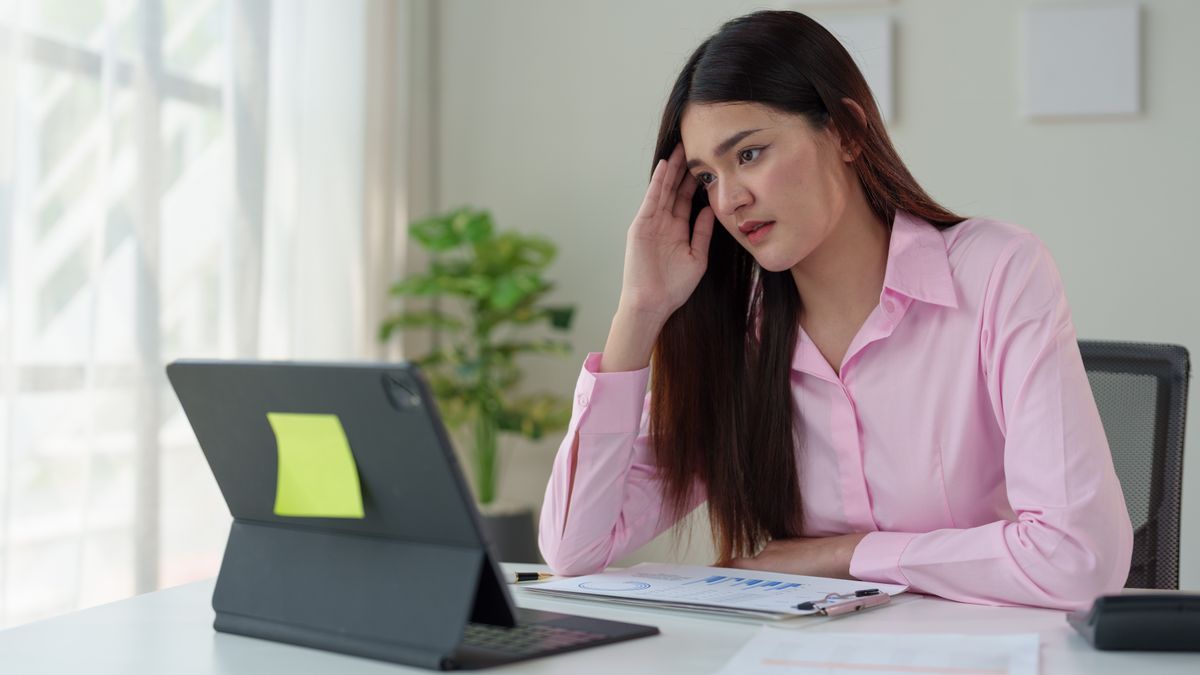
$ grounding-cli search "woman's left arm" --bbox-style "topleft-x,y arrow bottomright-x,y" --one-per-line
726,534 -> 866,579
731,235 -> 1133,611
849,235 -> 1132,610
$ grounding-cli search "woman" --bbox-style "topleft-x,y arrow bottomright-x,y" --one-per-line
538,10 -> 1131,611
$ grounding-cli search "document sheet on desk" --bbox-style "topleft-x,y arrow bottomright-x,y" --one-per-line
717,628 -> 1039,675
525,563 -> 907,619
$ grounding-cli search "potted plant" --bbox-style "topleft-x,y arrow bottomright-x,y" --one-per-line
380,207 -> 575,562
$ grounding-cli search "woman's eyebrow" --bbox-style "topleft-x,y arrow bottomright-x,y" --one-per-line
685,128 -> 765,171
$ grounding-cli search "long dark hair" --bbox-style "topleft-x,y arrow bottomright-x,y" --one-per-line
650,11 -> 964,563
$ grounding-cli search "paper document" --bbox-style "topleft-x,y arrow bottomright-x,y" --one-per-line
717,629 -> 1039,675
525,563 -> 907,620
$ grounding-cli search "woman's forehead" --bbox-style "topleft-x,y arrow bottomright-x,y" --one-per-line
681,102 -> 780,131
680,103 -> 813,160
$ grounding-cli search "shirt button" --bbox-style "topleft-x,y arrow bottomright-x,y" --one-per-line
883,299 -> 896,314
576,393 -> 589,407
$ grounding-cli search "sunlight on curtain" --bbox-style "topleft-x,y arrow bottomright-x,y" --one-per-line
0,0 -> 387,628
259,0 -> 366,360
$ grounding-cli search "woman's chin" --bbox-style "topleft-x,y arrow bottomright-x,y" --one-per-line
753,253 -> 801,274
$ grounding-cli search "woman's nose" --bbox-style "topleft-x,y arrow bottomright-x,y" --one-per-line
716,180 -> 752,216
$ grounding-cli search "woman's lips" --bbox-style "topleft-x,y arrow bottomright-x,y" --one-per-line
746,221 -> 775,245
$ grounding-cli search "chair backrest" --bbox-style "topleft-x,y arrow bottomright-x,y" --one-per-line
1078,341 -> 1190,589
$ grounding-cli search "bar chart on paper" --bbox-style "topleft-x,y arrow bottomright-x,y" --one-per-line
527,563 -> 908,619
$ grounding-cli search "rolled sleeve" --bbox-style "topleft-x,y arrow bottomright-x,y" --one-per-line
850,531 -> 917,586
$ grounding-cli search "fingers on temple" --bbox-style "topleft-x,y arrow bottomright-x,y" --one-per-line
673,170 -> 699,220
659,145 -> 685,214
638,158 -> 667,218
691,206 -> 715,257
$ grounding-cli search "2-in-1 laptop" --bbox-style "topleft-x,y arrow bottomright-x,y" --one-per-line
166,360 -> 658,670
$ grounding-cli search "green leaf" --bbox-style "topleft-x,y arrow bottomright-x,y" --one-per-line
493,339 -> 571,357
443,275 -> 493,299
410,214 -> 461,251
378,311 -> 464,341
390,271 -> 493,300
488,276 -> 524,312
408,208 -> 494,252
462,210 -> 494,244
490,272 -> 548,312
389,274 -> 443,296
487,278 -> 531,311
472,232 -> 555,276
430,259 -> 474,278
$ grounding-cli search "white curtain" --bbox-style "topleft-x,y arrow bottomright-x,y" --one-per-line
0,0 -> 413,628
259,0 -> 366,360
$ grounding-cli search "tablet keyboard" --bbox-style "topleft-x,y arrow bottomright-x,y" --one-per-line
461,622 -> 608,656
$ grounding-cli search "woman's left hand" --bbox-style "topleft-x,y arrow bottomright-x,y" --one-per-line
723,534 -> 868,579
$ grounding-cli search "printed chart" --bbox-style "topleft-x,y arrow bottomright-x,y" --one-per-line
527,563 -> 908,619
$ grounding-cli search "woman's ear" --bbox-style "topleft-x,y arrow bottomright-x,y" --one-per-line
833,97 -> 869,162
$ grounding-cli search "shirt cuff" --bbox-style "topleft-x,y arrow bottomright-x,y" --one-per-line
573,352 -> 650,434
849,531 -> 918,587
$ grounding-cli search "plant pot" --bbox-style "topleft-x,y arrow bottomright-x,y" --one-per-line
478,504 -> 540,563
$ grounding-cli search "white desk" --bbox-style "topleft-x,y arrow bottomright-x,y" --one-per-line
1,564 -> 1196,674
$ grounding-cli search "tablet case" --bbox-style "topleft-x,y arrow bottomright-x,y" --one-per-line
167,361 -> 519,670
213,522 -> 513,669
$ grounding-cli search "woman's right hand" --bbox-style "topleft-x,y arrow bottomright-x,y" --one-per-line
618,143 -> 716,321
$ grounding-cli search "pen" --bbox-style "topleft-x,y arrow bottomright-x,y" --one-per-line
512,572 -> 554,583
823,592 -> 890,616
795,589 -> 889,616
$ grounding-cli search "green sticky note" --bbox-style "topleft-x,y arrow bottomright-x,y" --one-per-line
268,412 -> 365,518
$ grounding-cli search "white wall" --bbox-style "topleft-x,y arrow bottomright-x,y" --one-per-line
434,0 -> 1200,586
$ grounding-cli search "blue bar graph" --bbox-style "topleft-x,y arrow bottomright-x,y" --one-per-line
684,575 -> 728,585
681,574 -> 808,593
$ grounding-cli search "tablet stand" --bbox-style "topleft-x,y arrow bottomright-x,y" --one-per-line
211,520 -> 513,669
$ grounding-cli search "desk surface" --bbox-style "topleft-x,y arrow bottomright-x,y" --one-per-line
1,564 -> 1196,674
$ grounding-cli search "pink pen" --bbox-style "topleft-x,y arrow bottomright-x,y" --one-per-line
821,592 -> 891,617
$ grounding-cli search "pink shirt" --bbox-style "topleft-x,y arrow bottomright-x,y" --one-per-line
538,212 -> 1132,611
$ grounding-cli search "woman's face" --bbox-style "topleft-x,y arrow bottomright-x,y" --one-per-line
679,102 -> 855,273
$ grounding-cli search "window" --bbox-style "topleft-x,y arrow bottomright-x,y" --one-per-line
1,0 -> 405,628
1,0 -> 235,626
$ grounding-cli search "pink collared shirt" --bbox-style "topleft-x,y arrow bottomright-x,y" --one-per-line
539,212 -> 1132,611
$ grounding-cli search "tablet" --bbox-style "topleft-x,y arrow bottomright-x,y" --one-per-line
167,359 -> 657,670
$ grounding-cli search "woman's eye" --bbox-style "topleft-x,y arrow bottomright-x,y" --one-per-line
738,147 -> 761,163
696,173 -> 715,187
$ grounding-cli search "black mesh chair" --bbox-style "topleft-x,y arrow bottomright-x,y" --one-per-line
1078,341 -> 1190,589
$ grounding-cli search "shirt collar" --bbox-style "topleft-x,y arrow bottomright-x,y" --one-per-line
881,211 -> 958,309
788,211 -> 958,378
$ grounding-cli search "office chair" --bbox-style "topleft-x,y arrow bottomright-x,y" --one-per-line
1078,341 -> 1190,589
